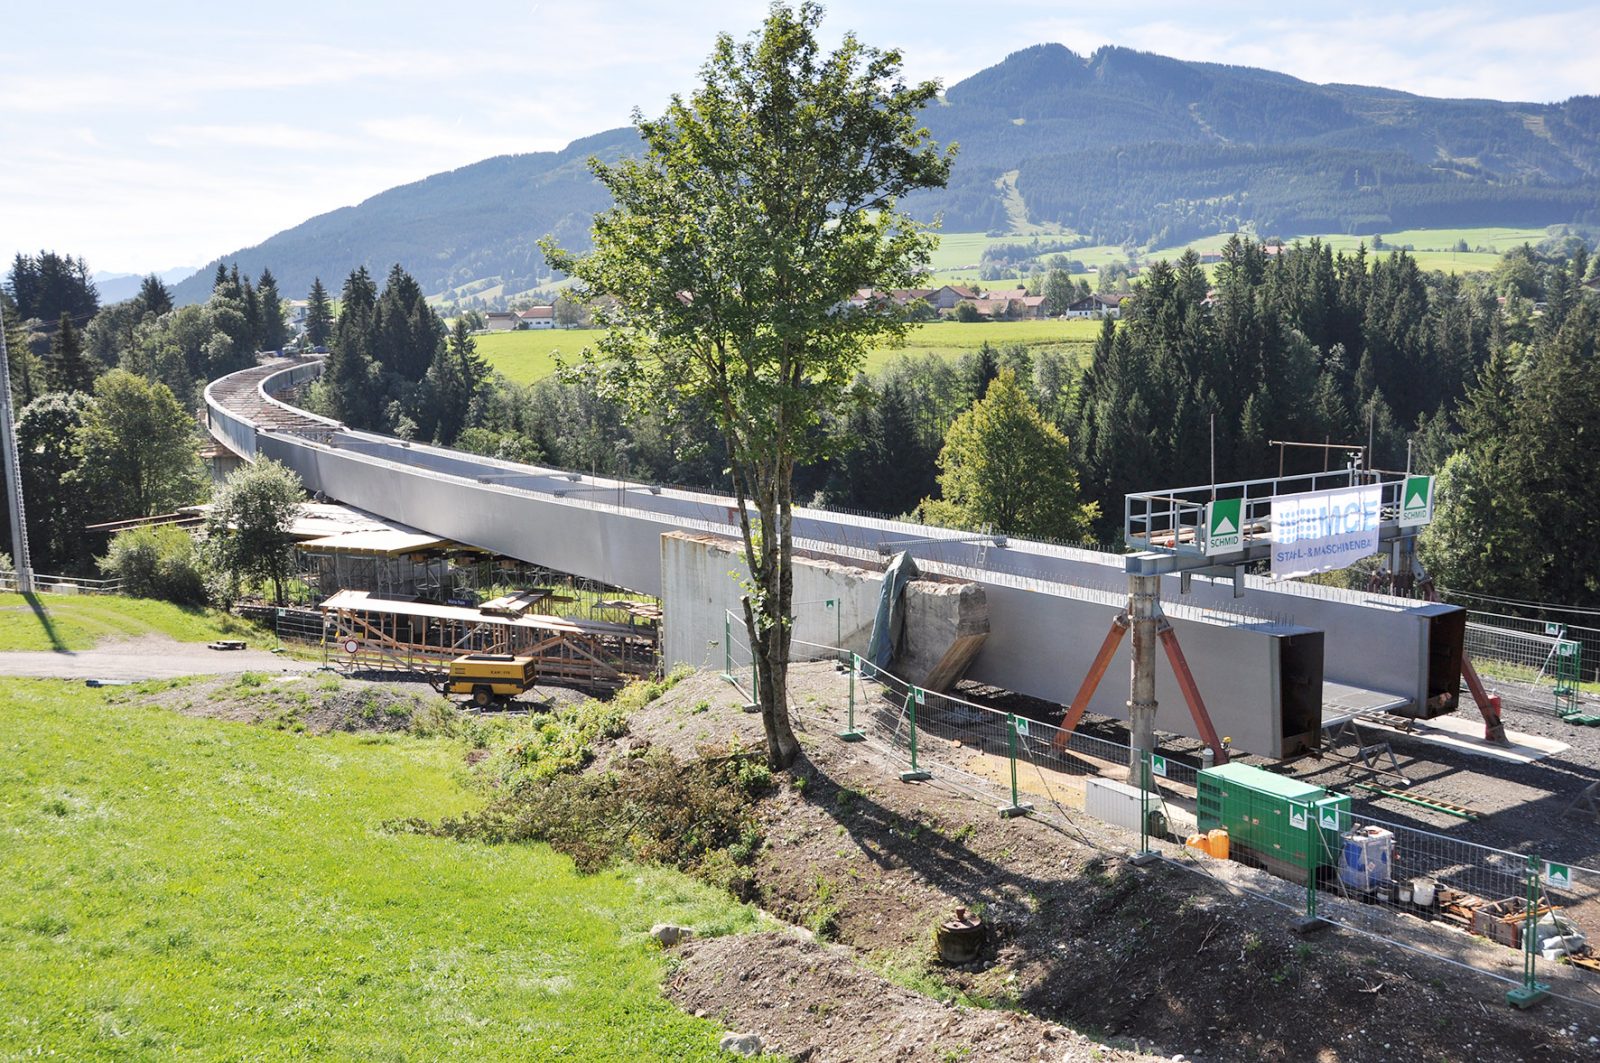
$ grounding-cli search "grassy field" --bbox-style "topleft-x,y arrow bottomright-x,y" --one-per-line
0,678 -> 760,1058
480,319 -> 1105,384
0,593 -> 259,652
865,318 -> 1103,371
474,328 -> 593,385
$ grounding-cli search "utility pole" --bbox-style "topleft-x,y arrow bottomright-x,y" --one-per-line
0,303 -> 33,592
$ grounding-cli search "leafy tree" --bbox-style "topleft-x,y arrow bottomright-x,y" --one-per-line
48,313 -> 96,393
305,278 -> 334,346
257,269 -> 288,351
17,392 -> 91,570
98,524 -> 208,606
1042,267 -> 1076,315
3,296 -> 44,407
72,370 -> 203,518
544,2 -> 951,768
207,458 -> 304,603
919,369 -> 1097,540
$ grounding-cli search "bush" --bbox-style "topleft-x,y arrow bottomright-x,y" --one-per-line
416,740 -> 773,883
98,525 -> 209,606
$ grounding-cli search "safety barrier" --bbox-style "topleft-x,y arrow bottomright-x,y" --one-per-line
834,651 -> 1600,1014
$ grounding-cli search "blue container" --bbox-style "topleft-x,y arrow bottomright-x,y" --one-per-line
1338,826 -> 1394,890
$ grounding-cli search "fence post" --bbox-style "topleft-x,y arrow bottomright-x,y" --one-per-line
1507,856 -> 1550,1009
1291,800 -> 1329,934
997,713 -> 1033,818
721,612 -> 732,681
900,687 -> 931,782
839,655 -> 864,742
1130,750 -> 1160,865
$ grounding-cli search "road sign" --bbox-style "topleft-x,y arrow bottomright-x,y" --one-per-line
343,638 -> 360,655
1150,754 -> 1168,777
1014,717 -> 1030,738
1204,497 -> 1242,555
1545,862 -> 1573,890
1398,475 -> 1435,527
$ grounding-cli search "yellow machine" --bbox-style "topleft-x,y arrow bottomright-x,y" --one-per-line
444,653 -> 538,707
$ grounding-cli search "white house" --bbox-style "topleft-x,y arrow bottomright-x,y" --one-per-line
518,305 -> 556,330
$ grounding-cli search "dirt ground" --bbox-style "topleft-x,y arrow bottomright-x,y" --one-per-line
625,664 -> 1600,1063
669,932 -> 1164,1063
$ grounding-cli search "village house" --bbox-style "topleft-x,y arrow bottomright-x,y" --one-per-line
483,311 -> 519,332
518,305 -> 556,329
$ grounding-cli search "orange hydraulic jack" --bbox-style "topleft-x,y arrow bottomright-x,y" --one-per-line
1462,654 -> 1510,745
1051,612 -> 1230,765
1420,579 -> 1510,745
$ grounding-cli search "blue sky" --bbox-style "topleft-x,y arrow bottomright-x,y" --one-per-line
2,1 -> 1595,278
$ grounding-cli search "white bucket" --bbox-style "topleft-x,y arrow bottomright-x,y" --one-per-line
1412,878 -> 1436,907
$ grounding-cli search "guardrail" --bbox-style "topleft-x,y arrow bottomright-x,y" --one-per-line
0,571 -> 124,595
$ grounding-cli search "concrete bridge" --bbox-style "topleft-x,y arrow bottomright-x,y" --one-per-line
205,356 -> 1465,759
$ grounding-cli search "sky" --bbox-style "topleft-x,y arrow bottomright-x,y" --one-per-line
2,1 -> 1596,279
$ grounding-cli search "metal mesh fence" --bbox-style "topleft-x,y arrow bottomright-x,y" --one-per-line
1465,616 -> 1593,719
832,651 -> 1600,1012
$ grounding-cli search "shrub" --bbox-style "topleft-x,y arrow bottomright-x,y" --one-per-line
414,739 -> 772,884
98,525 -> 209,606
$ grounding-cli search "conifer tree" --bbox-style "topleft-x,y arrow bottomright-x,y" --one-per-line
305,278 -> 333,346
49,312 -> 96,393
327,267 -> 378,426
135,275 -> 173,318
257,269 -> 287,351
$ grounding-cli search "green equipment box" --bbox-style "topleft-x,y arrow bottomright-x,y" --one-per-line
1197,763 -> 1349,879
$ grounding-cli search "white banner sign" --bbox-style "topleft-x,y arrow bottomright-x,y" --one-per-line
1271,484 -> 1382,578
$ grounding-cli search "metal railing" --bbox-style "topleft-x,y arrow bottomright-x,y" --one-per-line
0,571 -> 124,595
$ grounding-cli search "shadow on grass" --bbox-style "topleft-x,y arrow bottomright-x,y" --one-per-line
23,592 -> 70,653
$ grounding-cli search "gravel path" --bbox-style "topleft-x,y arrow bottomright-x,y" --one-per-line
0,635 -> 317,681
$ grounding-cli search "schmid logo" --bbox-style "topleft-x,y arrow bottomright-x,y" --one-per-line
1205,497 -> 1242,555
1399,475 -> 1434,526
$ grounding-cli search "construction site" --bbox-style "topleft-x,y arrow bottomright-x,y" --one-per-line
180,353 -> 1600,1019
3,349 -> 1596,1059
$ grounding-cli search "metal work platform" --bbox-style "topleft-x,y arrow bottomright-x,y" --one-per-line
1124,468 -> 1426,573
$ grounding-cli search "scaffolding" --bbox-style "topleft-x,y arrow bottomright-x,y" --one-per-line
320,590 -> 657,692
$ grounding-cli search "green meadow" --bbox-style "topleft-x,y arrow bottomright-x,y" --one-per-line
0,677 -> 761,1059
0,592 -> 258,652
479,318 -> 1105,384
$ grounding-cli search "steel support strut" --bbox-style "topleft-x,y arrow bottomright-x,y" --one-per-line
1052,613 -> 1129,749
1461,654 -> 1509,745
1157,620 -> 1230,764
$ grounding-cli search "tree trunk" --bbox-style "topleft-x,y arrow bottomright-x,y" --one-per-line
743,471 -> 801,771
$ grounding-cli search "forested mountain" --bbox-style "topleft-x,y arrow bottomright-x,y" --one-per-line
171,44 -> 1600,304
168,127 -> 638,306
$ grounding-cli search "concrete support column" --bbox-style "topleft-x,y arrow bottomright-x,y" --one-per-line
1128,573 -> 1160,776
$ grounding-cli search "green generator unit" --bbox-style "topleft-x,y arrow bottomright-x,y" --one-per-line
1196,763 -> 1350,882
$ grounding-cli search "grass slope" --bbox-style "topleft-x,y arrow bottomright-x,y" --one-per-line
0,593 -> 258,652
0,678 -> 759,1059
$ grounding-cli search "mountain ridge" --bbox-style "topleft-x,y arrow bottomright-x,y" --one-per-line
170,42 -> 1600,306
